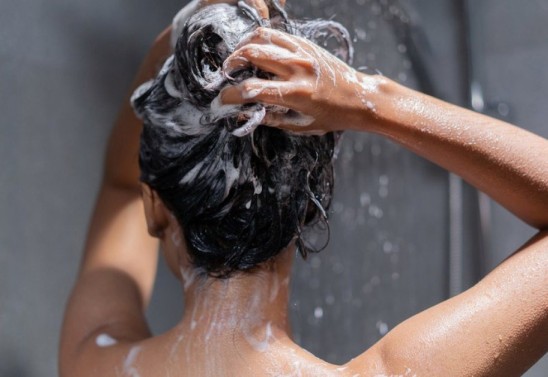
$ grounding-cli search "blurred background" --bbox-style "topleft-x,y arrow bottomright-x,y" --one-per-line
1,0 -> 547,376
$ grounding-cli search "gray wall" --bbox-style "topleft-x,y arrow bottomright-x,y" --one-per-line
0,0 -> 546,376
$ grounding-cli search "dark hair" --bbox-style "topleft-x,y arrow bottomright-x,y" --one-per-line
131,2 -> 352,277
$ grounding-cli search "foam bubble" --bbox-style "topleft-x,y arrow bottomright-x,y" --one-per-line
95,333 -> 117,348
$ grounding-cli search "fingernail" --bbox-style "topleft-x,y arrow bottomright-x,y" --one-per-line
223,70 -> 235,82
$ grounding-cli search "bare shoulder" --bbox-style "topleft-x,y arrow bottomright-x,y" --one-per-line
62,330 -> 380,377
60,329 -> 181,377
347,231 -> 548,377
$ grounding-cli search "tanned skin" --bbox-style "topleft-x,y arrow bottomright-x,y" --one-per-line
60,1 -> 547,376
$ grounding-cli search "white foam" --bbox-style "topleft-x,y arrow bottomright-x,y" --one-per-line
123,346 -> 142,377
269,273 -> 280,302
288,112 -> 315,127
171,0 -> 201,47
251,175 -> 263,195
232,106 -> 266,137
170,330 -> 185,358
164,70 -> 184,99
210,94 -> 241,121
244,322 -> 274,352
171,230 -> 182,247
95,333 -> 117,348
180,266 -> 202,291
180,162 -> 204,184
224,162 -> 241,197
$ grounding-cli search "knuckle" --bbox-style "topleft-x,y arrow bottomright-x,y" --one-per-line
296,83 -> 314,97
241,44 -> 257,55
241,81 -> 257,93
255,26 -> 271,39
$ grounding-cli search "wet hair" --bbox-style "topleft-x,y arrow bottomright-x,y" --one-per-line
131,2 -> 352,277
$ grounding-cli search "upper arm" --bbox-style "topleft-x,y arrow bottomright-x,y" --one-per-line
348,231 -> 548,376
60,185 -> 159,375
59,26 -> 170,376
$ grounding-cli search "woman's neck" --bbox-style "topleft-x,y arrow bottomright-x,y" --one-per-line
177,245 -> 295,340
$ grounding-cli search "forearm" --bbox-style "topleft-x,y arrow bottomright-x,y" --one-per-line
103,28 -> 172,191
367,76 -> 548,229
79,30 -> 171,304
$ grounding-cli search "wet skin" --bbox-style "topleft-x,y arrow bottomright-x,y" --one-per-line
60,1 -> 548,376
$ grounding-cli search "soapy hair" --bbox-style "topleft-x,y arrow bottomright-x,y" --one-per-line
132,2 -> 352,277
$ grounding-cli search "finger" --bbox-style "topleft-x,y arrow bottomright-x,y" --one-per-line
220,78 -> 298,107
236,27 -> 301,52
262,111 -> 323,135
224,44 -> 312,79
231,107 -> 266,137
243,0 -> 269,19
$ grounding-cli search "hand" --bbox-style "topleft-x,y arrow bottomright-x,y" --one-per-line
219,27 -> 383,134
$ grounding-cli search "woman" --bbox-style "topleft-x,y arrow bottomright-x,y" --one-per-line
60,0 -> 548,376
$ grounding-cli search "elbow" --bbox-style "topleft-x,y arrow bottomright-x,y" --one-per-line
525,217 -> 548,232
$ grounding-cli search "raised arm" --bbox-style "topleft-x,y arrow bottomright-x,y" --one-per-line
220,27 -> 548,376
220,27 -> 548,230
59,27 -> 172,375
371,84 -> 548,230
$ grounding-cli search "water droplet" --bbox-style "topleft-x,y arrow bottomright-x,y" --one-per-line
354,139 -> 364,153
369,205 -> 384,218
497,103 -> 510,117
325,294 -> 335,305
371,4 -> 381,15
311,256 -> 321,269
354,28 -> 367,41
314,307 -> 324,319
332,262 -> 344,274
376,321 -> 389,335
379,186 -> 389,198
403,59 -> 412,69
371,144 -> 382,156
360,192 -> 371,206
383,241 -> 393,253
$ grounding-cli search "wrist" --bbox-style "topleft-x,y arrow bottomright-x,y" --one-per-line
354,74 -> 426,136
346,73 -> 397,134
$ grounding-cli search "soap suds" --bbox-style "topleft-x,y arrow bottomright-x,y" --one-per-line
96,333 -> 117,348
244,322 -> 274,352
123,346 -> 142,377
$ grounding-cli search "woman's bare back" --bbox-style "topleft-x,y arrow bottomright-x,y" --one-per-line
59,1 -> 548,376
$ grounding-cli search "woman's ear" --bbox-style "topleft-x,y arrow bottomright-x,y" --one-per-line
141,183 -> 170,238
